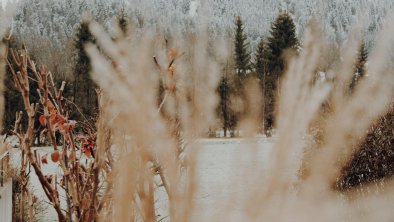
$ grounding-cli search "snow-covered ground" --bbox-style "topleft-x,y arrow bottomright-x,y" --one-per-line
188,138 -> 274,222
10,137 -> 275,221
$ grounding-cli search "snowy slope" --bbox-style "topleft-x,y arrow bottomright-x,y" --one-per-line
6,0 -> 394,50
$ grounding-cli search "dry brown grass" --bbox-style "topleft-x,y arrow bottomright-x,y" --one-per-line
0,9 -> 394,222
82,14 -> 394,221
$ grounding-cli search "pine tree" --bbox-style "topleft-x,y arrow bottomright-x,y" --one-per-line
218,73 -> 232,137
232,16 -> 251,133
216,59 -> 238,138
349,41 -> 368,92
254,38 -> 269,132
264,12 -> 298,132
234,16 -> 251,83
73,20 -> 98,122
266,12 -> 298,79
254,38 -> 266,80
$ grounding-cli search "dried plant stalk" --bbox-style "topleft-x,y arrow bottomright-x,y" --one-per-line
2,10 -> 394,222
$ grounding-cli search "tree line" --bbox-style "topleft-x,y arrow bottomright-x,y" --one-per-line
217,12 -> 369,137
2,11 -> 369,139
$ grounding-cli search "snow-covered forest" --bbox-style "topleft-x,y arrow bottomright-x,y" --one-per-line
0,0 -> 393,221
2,0 -> 392,82
5,0 -> 394,47
8,0 -> 394,44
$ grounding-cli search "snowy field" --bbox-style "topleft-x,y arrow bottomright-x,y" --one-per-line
10,137 -> 275,221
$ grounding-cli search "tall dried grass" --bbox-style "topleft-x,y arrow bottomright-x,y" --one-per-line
0,8 -> 393,222
83,13 -> 394,221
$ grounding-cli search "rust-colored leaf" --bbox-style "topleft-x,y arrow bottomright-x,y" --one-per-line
39,115 -> 46,126
83,146 -> 91,158
51,151 -> 60,163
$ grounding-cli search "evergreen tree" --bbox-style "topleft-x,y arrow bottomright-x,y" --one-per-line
232,16 -> 251,133
234,16 -> 251,82
349,41 -> 368,92
266,12 -> 298,79
264,12 -> 298,132
73,20 -> 98,122
218,72 -> 236,137
254,38 -> 269,132
254,38 -> 266,80
2,35 -> 24,134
